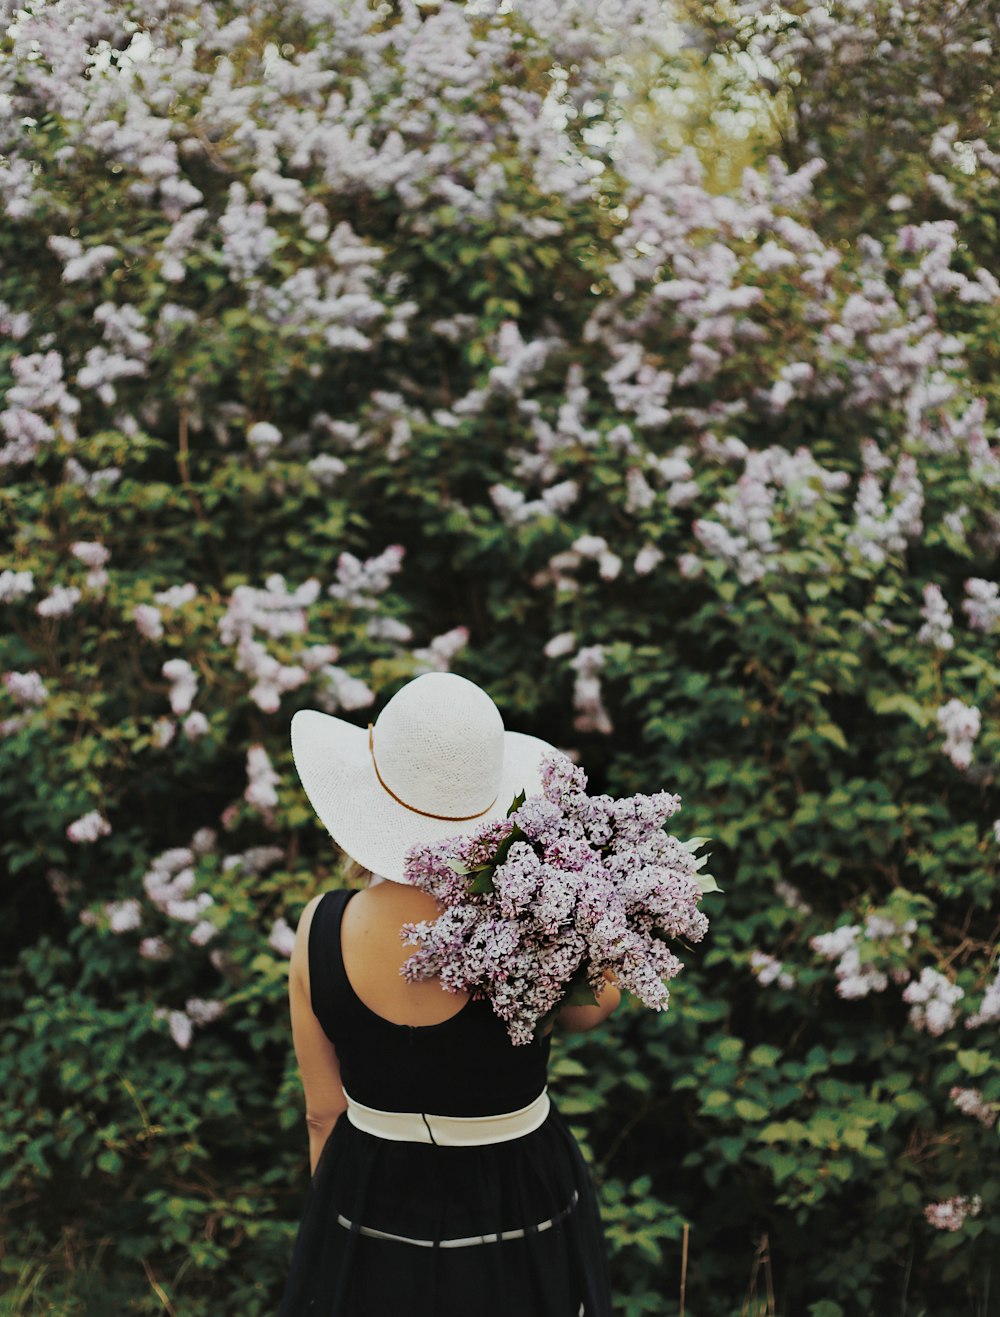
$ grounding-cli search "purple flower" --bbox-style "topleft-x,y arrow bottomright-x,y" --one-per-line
400,749 -> 714,1044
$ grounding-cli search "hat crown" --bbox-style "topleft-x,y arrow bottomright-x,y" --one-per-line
372,673 -> 505,817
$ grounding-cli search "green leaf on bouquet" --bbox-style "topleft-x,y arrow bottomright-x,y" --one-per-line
445,858 -> 470,875
468,869 -> 496,895
682,836 -> 713,852
489,822 -> 526,869
506,788 -> 526,816
696,871 -> 723,894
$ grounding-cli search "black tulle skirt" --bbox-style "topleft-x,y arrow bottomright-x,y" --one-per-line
277,1099 -> 613,1316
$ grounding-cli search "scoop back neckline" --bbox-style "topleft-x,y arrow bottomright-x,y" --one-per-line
334,887 -> 476,1032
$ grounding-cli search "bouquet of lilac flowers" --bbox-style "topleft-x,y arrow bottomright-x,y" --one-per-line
399,750 -> 719,1045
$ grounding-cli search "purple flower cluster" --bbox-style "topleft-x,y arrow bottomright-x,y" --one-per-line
400,751 -> 713,1045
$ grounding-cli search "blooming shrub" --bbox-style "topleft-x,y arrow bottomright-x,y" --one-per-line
0,0 -> 997,1313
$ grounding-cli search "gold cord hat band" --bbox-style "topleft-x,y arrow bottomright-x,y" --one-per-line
367,723 -> 498,822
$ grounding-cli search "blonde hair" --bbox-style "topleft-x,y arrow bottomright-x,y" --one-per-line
341,855 -> 374,888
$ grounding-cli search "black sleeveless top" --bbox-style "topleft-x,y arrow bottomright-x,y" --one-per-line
308,887 -> 552,1117
279,886 -> 614,1315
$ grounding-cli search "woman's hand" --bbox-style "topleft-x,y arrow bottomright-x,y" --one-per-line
556,972 -> 622,1034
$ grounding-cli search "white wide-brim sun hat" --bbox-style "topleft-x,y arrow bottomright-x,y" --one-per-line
289,671 -> 558,884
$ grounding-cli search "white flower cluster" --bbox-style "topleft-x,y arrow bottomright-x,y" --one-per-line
845,453 -> 924,567
244,743 -> 280,813
0,569 -> 34,601
268,916 -> 297,959
217,574 -> 320,713
315,665 -> 374,714
47,234 -> 120,284
949,1086 -> 997,1129
810,911 -> 916,1000
327,545 -> 405,609
153,997 -> 226,1051
162,658 -> 198,717
902,966 -> 965,1036
935,698 -> 981,771
570,645 -> 613,736
962,577 -> 1000,632
964,963 -> 1000,1030
916,583 -> 954,651
142,835 -> 218,948
923,1194 -> 982,1232
749,950 -> 795,989
3,670 -> 48,706
66,810 -> 111,844
691,445 -> 850,585
128,585 -> 194,647
489,480 -> 580,526
412,626 -> 470,674
37,584 -> 82,618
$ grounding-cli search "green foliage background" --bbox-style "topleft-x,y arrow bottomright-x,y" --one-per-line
1,2 -> 998,1314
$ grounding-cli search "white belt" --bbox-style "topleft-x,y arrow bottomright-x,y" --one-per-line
343,1086 -> 550,1146
335,1188 -> 579,1248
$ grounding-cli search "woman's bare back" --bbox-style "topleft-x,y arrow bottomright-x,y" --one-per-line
339,880 -> 472,1027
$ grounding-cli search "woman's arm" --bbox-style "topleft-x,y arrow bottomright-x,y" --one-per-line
289,894 -> 348,1175
557,969 -> 622,1033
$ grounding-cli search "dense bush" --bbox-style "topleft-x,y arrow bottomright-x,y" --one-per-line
1,2 -> 997,1313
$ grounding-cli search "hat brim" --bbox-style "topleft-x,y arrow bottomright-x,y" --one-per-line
289,707 -> 556,884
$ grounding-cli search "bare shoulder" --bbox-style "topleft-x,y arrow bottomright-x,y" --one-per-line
347,881 -> 440,927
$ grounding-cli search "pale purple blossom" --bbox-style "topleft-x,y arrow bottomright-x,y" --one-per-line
307,453 -> 348,486
48,235 -> 120,284
961,578 -> 1000,632
634,544 -> 664,576
244,743 -> 279,811
67,810 -> 111,843
133,603 -> 165,641
185,997 -> 225,1025
269,917 -> 297,958
162,657 -> 198,716
412,625 -> 469,673
570,645 -> 613,735
810,913 -> 915,999
37,584 -> 81,618
182,711 -> 210,741
247,421 -> 282,455
924,1195 -> 982,1232
139,936 -> 172,961
328,545 -> 405,609
191,827 -> 217,854
165,891 -> 215,924
69,541 -> 110,569
0,569 -> 34,602
749,950 -> 795,989
105,898 -> 143,933
949,1086 -> 997,1129
964,964 -> 1000,1030
543,631 -> 577,660
154,1007 -> 193,1050
153,583 -> 197,609
366,617 -> 413,645
935,698 -> 981,770
916,583 -> 954,651
399,750 -> 712,1045
316,665 -> 374,713
3,670 -> 48,706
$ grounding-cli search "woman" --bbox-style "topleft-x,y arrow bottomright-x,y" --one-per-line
278,671 -> 620,1316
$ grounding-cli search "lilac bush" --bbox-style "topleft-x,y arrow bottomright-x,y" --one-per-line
400,751 -> 715,1044
1,0 -> 998,1311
